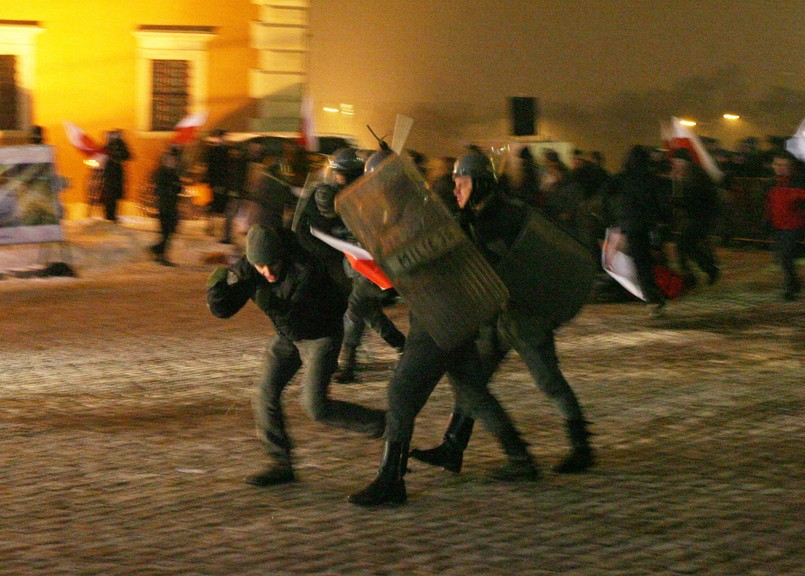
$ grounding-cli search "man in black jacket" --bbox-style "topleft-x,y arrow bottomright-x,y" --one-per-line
207,225 -> 386,486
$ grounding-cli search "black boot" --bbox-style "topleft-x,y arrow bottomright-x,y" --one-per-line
409,413 -> 475,473
553,419 -> 595,473
348,441 -> 408,507
245,453 -> 296,487
491,427 -> 541,481
333,346 -> 357,384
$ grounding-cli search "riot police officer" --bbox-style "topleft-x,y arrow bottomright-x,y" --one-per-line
332,149 -> 406,382
410,152 -> 596,475
348,152 -> 540,508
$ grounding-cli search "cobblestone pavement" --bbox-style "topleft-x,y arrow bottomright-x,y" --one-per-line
1,223 -> 802,575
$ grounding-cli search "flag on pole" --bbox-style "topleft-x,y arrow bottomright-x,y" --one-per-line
665,117 -> 723,183
62,121 -> 107,166
171,111 -> 209,144
298,92 -> 319,152
785,115 -> 805,161
309,227 -> 393,290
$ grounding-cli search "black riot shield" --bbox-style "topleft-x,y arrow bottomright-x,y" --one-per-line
495,209 -> 596,323
335,154 -> 509,351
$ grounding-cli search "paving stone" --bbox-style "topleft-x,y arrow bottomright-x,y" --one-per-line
1,234 -> 802,575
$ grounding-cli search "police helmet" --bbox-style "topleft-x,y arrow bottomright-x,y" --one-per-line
453,152 -> 497,182
453,152 -> 499,210
328,148 -> 364,178
364,149 -> 396,174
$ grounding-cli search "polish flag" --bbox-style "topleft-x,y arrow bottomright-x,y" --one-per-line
171,111 -> 209,144
298,92 -> 319,152
309,227 -> 393,290
63,121 -> 107,165
663,116 -> 723,183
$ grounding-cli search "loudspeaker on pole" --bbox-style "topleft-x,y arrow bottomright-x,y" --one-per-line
509,97 -> 538,136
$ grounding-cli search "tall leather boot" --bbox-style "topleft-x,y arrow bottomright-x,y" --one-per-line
553,419 -> 595,473
409,413 -> 475,473
348,440 -> 408,507
333,346 -> 358,384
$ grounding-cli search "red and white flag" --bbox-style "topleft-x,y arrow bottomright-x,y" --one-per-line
663,116 -> 723,183
298,92 -> 319,152
309,227 -> 393,290
171,111 -> 209,144
63,121 -> 107,165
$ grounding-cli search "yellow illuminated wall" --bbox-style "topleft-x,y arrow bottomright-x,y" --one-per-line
0,0 -> 257,217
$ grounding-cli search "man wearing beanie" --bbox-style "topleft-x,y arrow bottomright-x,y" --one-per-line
207,225 -> 386,486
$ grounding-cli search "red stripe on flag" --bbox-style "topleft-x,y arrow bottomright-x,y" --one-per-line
344,253 -> 393,290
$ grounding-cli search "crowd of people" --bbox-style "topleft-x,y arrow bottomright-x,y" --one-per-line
199,129 -> 802,508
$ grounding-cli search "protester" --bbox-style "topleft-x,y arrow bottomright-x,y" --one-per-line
203,129 -> 230,240
408,152 -> 595,477
765,151 -> 805,301
206,224 -> 386,486
149,147 -> 183,266
610,145 -> 670,312
670,148 -> 721,286
100,129 -> 132,222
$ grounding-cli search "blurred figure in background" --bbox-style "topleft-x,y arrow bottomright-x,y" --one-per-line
149,146 -> 184,266
100,129 -> 132,222
670,148 -> 721,286
203,129 -> 230,240
765,151 -> 805,301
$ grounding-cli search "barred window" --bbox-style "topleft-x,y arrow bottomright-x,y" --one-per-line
0,54 -> 19,130
150,59 -> 189,131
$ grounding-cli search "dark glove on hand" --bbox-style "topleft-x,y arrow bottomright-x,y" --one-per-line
206,267 -> 229,289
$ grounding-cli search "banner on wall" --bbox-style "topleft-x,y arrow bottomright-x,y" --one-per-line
0,145 -> 64,246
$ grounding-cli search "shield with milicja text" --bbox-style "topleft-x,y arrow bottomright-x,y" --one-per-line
335,154 -> 508,351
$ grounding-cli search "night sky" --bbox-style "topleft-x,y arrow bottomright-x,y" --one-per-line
308,0 -> 805,164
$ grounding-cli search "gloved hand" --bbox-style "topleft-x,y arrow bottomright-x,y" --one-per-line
206,267 -> 229,289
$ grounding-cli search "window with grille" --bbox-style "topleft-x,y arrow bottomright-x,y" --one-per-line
0,54 -> 19,130
150,59 -> 189,132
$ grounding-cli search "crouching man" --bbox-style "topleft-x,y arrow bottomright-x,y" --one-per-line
207,225 -> 386,486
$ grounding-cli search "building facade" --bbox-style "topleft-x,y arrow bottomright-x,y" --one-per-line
0,0 -> 313,218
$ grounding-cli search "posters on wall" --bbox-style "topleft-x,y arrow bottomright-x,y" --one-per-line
0,145 -> 64,246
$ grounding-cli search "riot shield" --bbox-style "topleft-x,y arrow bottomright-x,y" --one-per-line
335,154 -> 508,351
496,209 -> 596,323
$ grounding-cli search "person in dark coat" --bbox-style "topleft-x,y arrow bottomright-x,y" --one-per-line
670,148 -> 721,286
203,129 -> 230,239
206,225 -> 386,487
100,129 -> 131,222
614,145 -> 669,310
149,147 -> 183,266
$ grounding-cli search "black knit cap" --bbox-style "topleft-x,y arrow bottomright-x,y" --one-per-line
246,225 -> 284,266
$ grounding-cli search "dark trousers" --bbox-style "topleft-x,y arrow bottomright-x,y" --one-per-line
153,212 -> 178,257
628,227 -> 665,303
343,275 -> 405,350
774,228 -> 803,296
253,332 -> 385,463
453,308 -> 585,423
385,313 -> 528,458
104,198 -> 119,221
677,218 -> 718,277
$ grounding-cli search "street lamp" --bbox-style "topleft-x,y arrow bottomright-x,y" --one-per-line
723,113 -> 741,121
